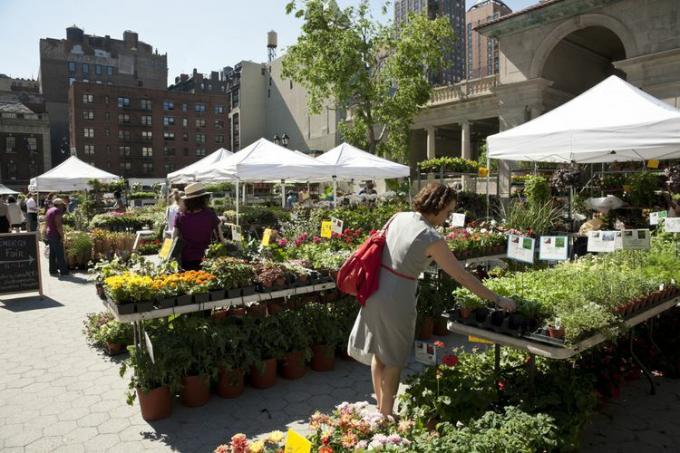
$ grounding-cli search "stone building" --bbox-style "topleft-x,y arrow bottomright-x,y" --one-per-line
466,0 -> 512,79
39,26 -> 167,167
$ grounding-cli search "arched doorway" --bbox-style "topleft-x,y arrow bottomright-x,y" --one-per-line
541,26 -> 627,95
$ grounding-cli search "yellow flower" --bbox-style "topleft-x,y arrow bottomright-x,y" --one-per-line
267,430 -> 285,443
249,440 -> 265,452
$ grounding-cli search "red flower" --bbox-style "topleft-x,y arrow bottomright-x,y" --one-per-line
369,229 -> 377,236
442,355 -> 458,367
318,447 -> 334,453
313,236 -> 321,244
497,380 -> 506,392
434,341 -> 445,348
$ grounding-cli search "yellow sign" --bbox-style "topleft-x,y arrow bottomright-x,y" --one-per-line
320,221 -> 333,239
468,335 -> 494,345
285,429 -> 311,453
647,160 -> 660,169
478,167 -> 489,177
261,228 -> 273,246
158,238 -> 175,260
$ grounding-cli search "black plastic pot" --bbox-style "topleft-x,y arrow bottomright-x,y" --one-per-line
489,310 -> 506,327
136,301 -> 154,313
227,288 -> 242,299
473,308 -> 489,324
155,296 -> 176,309
193,293 -> 209,304
177,294 -> 193,306
508,314 -> 528,332
210,289 -> 226,301
115,303 -> 135,315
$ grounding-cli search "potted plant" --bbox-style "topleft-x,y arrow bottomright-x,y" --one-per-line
174,317 -> 217,408
304,303 -> 343,372
183,270 -> 217,304
246,302 -> 267,318
151,274 -> 179,309
248,316 -> 287,389
267,298 -> 286,316
454,290 -> 488,321
104,272 -> 155,314
95,320 -> 133,356
546,318 -> 565,340
202,257 -> 257,299
277,310 -> 311,379
256,262 -> 287,291
215,322 -> 256,398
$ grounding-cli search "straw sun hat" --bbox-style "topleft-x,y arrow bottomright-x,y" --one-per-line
182,182 -> 211,200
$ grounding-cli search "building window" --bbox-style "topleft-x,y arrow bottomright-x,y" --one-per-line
195,118 -> 206,128
231,90 -> 239,108
163,100 -> 174,110
5,136 -> 16,152
119,146 -> 131,156
141,99 -> 152,111
118,130 -> 131,141
164,163 -> 175,173
142,146 -> 153,157
106,66 -> 113,76
142,131 -> 153,142
118,113 -> 130,124
95,64 -> 102,75
82,94 -> 94,104
164,131 -> 175,140
195,133 -> 206,144
163,146 -> 175,156
7,160 -> 17,177
143,162 -> 153,174
117,97 -> 130,108
183,133 -> 188,141
215,119 -> 224,129
163,116 -> 175,126
105,128 -> 110,137
194,103 -> 206,113
27,137 -> 37,152
82,111 -> 94,120
196,148 -> 206,157
183,148 -> 189,156
68,61 -> 76,74
141,115 -> 152,126
182,118 -> 188,127
106,145 -> 110,153
215,135 -> 224,144
83,128 -> 94,138
215,104 -> 225,114
84,144 -> 95,155
181,103 -> 188,112
120,160 -> 131,171
82,63 -> 89,75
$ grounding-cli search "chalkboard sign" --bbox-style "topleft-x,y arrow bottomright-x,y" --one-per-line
0,232 -> 42,297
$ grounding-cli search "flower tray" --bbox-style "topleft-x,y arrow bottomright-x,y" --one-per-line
242,286 -> 256,296
210,289 -> 226,301
136,301 -> 154,313
176,294 -> 194,306
227,288 -> 242,299
193,293 -> 209,304
155,296 -> 176,309
113,302 -> 135,315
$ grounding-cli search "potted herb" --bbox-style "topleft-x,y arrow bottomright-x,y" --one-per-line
304,303 -> 343,372
277,310 -> 312,379
202,257 -> 257,299
215,322 -> 256,398
95,320 -> 133,356
546,318 -> 565,340
174,318 -> 217,408
248,316 -> 287,389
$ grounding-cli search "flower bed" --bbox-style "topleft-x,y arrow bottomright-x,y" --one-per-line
445,225 -> 506,260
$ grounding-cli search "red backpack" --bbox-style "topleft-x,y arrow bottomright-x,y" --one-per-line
336,215 -> 401,305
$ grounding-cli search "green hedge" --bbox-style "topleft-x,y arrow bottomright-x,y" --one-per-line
418,157 -> 480,174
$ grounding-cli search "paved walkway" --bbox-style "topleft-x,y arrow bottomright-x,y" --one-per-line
1,251 -> 679,452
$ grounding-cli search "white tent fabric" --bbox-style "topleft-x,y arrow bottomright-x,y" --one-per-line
0,184 -> 19,195
28,156 -> 120,192
195,138 -> 332,182
167,147 -> 233,183
487,75 -> 680,163
316,143 -> 410,179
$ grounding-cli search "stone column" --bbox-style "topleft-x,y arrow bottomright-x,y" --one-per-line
461,120 -> 473,191
426,126 -> 436,160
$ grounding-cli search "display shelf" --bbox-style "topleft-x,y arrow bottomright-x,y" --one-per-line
103,281 -> 336,323
447,296 -> 680,360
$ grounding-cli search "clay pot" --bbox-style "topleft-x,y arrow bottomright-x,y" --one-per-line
217,367 -> 245,399
211,309 -> 229,321
275,277 -> 287,289
267,300 -> 285,316
416,316 -> 434,341
228,307 -> 247,318
433,317 -> 450,336
547,326 -> 565,340
137,386 -> 172,421
250,358 -> 277,389
311,344 -> 335,372
247,303 -> 267,318
280,351 -> 306,380
286,298 -> 305,310
459,307 -> 473,319
180,375 -> 210,408
106,342 -> 124,356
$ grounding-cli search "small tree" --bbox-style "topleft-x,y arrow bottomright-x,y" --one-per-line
283,0 -> 455,161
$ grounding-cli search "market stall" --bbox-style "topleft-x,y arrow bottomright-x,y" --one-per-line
167,147 -> 233,184
0,184 -> 19,195
28,155 -> 120,192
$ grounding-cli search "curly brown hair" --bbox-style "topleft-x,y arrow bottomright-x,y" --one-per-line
413,183 -> 457,215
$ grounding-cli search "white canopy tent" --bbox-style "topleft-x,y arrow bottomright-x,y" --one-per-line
167,147 -> 233,184
487,75 -> 680,163
0,184 -> 19,196
28,156 -> 120,192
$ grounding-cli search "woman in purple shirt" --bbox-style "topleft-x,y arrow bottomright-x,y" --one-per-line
173,182 -> 225,270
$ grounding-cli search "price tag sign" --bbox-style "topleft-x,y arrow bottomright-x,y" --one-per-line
507,234 -> 535,264
650,211 -> 668,226
449,213 -> 466,227
665,217 -> 680,233
331,217 -> 344,235
468,335 -> 494,345
144,331 -> 155,365
587,231 -> 619,253
647,159 -> 660,169
320,221 -> 333,238
231,225 -> 242,242
621,229 -> 651,250
414,341 -> 437,365
261,228 -> 273,246
158,238 -> 176,261
539,236 -> 569,261
285,429 -> 311,453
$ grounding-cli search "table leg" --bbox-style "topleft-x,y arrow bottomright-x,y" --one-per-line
630,326 -> 655,395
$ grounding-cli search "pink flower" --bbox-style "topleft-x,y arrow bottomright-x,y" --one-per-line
230,433 -> 248,453
434,341 -> 445,348
278,238 -> 288,247
497,380 -> 506,392
213,445 -> 229,453
313,236 -> 321,244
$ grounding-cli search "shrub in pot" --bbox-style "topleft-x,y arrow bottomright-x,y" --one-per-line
215,322 -> 256,398
94,320 -> 133,356
256,262 -> 287,290
304,303 -> 344,372
173,317 -> 218,408
277,310 -> 312,379
247,316 -> 287,389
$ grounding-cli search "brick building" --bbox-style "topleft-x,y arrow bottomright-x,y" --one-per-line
68,82 -> 230,178
40,26 -> 167,167
466,0 -> 512,79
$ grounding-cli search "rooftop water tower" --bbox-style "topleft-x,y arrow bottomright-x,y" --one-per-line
267,30 -> 278,64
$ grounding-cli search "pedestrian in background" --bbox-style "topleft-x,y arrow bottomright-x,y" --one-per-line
6,196 -> 25,232
0,197 -> 9,234
26,193 -> 39,233
164,189 -> 183,238
45,198 -> 69,276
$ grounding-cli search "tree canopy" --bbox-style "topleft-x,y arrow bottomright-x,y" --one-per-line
282,0 -> 455,162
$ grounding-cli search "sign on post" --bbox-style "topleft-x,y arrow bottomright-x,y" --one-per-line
158,238 -> 176,261
261,228 -> 273,246
330,217 -> 344,235
449,213 -> 466,227
506,234 -> 535,264
621,229 -> 651,250
539,236 -> 569,261
0,232 -> 42,298
649,211 -> 668,226
414,341 -> 437,365
665,218 -> 680,233
285,429 -> 311,453
320,221 -> 333,239
587,231 -> 619,253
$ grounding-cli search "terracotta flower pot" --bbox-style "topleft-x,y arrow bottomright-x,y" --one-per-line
211,309 -> 229,321
228,307 -> 247,318
106,342 -> 124,356
311,344 -> 335,372
180,375 -> 211,408
250,358 -> 277,389
267,301 -> 285,316
217,367 -> 245,399
247,303 -> 267,318
137,386 -> 172,421
280,351 -> 306,380
433,317 -> 450,336
459,307 -> 473,319
275,277 -> 287,289
416,316 -> 434,341
286,298 -> 305,310
547,326 -> 565,340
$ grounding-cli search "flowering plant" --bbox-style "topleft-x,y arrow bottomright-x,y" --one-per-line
202,257 -> 256,289
180,270 -> 217,295
214,430 -> 285,453
104,272 -> 155,304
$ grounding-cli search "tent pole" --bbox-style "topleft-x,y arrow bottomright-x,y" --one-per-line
408,177 -> 413,206
486,156 -> 491,220
281,179 -> 286,209
235,180 -> 240,225
333,176 -> 337,207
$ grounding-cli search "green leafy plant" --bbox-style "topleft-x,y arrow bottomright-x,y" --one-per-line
523,175 -> 550,207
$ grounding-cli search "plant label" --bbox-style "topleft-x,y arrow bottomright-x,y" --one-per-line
650,210 -> 668,226
144,331 -> 155,365
158,238 -> 176,261
285,429 -> 311,452
587,231 -> 619,253
414,341 -> 437,365
331,217 -> 344,235
665,217 -> 680,233
507,234 -> 535,264
468,335 -> 494,345
449,213 -> 466,227
231,225 -> 242,242
261,228 -> 273,246
621,229 -> 651,250
539,236 -> 569,261
320,221 -> 333,239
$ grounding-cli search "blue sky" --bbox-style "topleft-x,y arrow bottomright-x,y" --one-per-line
0,0 -> 537,83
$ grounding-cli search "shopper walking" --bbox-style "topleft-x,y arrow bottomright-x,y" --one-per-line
113,189 -> 126,213
6,196 -> 25,232
26,193 -> 39,233
164,189 -> 182,238
0,197 -> 9,234
348,183 -> 516,417
45,198 -> 69,276
172,182 -> 225,270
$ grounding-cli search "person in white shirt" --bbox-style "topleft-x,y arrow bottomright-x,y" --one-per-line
26,193 -> 38,233
6,196 -> 25,231
164,189 -> 183,238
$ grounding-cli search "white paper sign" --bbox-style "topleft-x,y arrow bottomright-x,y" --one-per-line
650,211 -> 668,226
665,217 -> 680,233
621,229 -> 651,250
587,231 -> 619,253
506,234 -> 535,264
144,331 -> 155,364
414,341 -> 437,366
331,217 -> 344,235
231,225 -> 242,242
449,213 -> 466,227
539,236 -> 569,261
